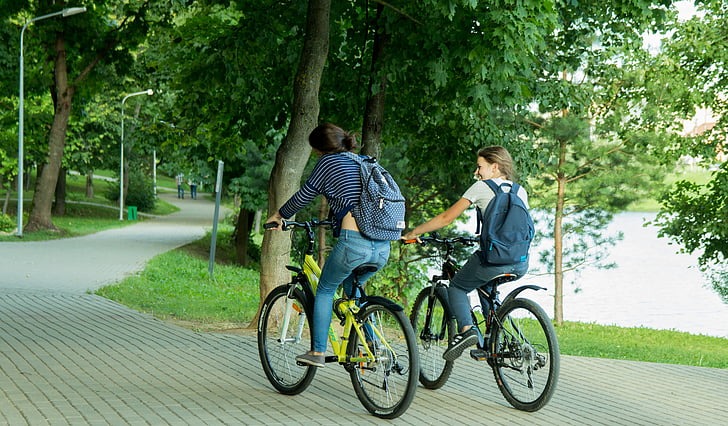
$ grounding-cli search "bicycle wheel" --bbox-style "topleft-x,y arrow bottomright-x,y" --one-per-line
257,285 -> 316,395
490,297 -> 560,411
348,302 -> 419,419
409,287 -> 455,389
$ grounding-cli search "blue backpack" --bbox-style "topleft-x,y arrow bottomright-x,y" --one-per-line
475,180 -> 534,265
345,152 -> 406,241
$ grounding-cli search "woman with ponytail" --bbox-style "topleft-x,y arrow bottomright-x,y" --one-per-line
265,123 -> 391,367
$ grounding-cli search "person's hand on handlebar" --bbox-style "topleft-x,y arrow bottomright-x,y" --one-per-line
401,230 -> 421,244
264,212 -> 284,231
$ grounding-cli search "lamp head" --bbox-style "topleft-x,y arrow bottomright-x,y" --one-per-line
62,7 -> 87,17
146,89 -> 154,96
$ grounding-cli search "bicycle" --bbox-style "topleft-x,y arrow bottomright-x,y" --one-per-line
405,233 -> 559,412
257,219 -> 419,419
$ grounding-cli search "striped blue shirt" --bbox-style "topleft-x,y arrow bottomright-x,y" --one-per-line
279,152 -> 362,235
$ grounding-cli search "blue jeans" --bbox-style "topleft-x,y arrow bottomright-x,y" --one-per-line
447,252 -> 529,331
311,230 -> 390,353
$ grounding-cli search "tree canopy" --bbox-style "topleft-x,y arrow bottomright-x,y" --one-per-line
1,0 -> 725,305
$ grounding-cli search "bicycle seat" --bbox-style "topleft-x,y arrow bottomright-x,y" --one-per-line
486,273 -> 519,287
353,263 -> 379,277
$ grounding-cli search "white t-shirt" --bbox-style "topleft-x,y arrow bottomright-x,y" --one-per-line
461,178 -> 530,212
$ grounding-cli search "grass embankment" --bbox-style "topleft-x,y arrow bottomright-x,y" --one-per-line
1,171 -> 179,241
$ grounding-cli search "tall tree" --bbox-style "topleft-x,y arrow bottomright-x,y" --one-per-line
7,1 -> 176,233
524,0 -> 675,323
257,0 -> 331,323
650,0 -> 728,301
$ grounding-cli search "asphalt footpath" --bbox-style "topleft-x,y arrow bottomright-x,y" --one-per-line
1,192 -> 726,425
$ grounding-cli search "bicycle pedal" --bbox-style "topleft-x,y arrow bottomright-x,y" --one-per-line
470,349 -> 488,361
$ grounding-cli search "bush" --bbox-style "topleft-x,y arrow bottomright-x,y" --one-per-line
105,168 -> 156,212
0,213 -> 15,232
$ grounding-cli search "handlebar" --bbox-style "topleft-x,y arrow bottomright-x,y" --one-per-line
401,233 -> 478,247
264,218 -> 334,232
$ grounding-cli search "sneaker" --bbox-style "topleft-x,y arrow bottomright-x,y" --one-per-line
443,328 -> 479,361
296,352 -> 325,367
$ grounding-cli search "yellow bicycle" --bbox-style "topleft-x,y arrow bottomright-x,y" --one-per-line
257,219 -> 419,419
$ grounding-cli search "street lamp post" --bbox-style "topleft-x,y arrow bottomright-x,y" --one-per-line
17,6 -> 86,237
120,89 -> 154,220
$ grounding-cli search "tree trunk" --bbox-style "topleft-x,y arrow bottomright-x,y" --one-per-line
2,180 -> 9,215
234,208 -> 255,267
26,35 -> 74,233
85,172 -> 94,198
53,167 -> 66,216
360,3 -> 388,158
255,0 -> 331,327
553,139 -> 567,325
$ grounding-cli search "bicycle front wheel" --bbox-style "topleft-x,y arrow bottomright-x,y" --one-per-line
491,297 -> 560,411
410,287 -> 455,389
348,302 -> 419,419
257,285 -> 316,395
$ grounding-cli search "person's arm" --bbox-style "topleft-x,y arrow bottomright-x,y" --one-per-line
403,197 -> 472,240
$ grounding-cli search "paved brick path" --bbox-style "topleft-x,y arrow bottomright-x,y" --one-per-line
1,192 -> 726,425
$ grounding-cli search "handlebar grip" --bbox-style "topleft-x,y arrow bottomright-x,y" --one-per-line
401,239 -> 419,245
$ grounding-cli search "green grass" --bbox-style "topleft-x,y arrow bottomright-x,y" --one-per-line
1,173 -> 179,241
95,226 -> 261,330
556,321 -> 728,369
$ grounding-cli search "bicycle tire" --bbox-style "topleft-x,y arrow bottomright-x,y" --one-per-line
347,302 -> 419,419
409,287 -> 455,389
257,285 -> 316,395
490,297 -> 560,411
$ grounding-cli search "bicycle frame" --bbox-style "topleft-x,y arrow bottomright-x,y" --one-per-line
260,219 -> 420,419
278,227 -> 392,366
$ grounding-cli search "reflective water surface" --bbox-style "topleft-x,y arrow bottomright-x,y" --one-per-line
465,212 -> 728,339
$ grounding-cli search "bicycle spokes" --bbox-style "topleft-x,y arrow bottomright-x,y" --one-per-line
348,303 -> 418,419
491,298 -> 559,412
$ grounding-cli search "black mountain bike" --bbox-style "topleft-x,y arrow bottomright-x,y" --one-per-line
405,234 -> 559,412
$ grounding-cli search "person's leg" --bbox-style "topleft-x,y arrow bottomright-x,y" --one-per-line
444,254 -> 527,361
299,231 -> 390,367
339,236 -> 390,346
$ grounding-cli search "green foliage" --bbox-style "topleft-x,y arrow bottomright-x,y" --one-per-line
126,168 -> 157,212
648,0 -> 728,301
104,168 -> 156,212
0,213 -> 14,232
654,163 -> 728,300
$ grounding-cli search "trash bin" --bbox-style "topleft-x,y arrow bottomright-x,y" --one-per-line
127,206 -> 138,221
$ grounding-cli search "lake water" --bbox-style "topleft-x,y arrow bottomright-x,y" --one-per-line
461,211 -> 728,339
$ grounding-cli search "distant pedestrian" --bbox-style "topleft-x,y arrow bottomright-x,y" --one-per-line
189,180 -> 197,199
176,174 -> 185,199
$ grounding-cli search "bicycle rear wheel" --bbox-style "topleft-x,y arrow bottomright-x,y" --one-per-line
257,285 -> 316,395
490,297 -> 559,411
348,302 -> 419,419
410,287 -> 455,389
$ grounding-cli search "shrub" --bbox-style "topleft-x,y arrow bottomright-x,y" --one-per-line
105,168 -> 156,212
0,213 -> 15,232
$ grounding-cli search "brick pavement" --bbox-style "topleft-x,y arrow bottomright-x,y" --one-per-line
1,192 -> 726,425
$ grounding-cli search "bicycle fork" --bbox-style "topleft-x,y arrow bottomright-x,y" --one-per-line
278,284 -> 307,345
